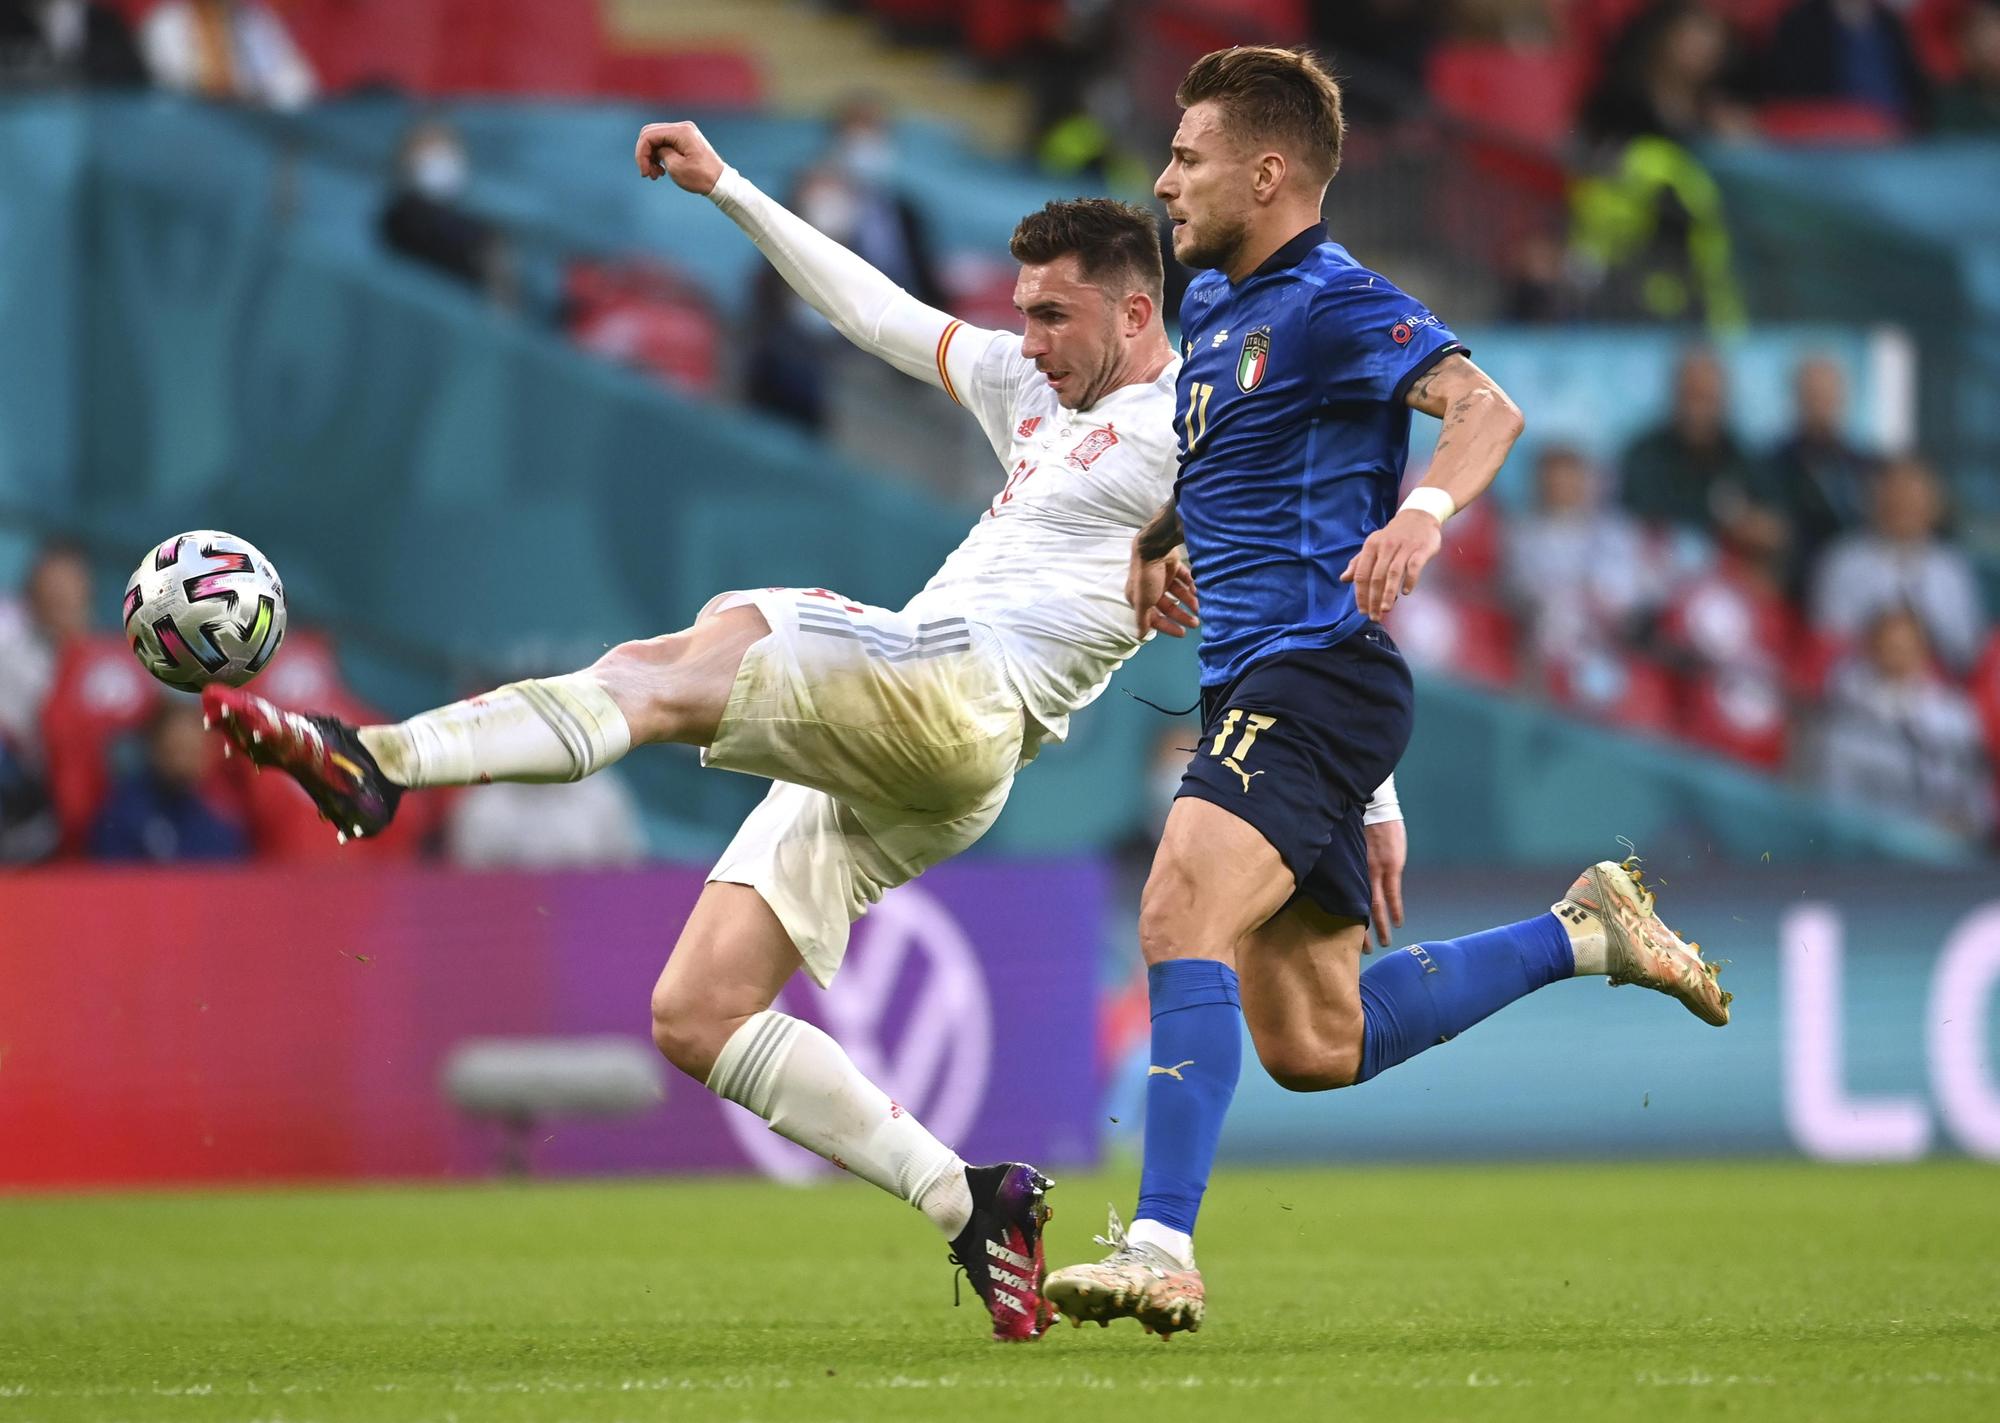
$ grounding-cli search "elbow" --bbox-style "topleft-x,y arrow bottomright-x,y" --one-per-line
1487,387 -> 1525,443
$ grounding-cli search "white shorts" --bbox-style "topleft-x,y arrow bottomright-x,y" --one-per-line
700,588 -> 1027,985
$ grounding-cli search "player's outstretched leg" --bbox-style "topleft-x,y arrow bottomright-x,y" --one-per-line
656,884 -> 1057,1341
199,604 -> 767,842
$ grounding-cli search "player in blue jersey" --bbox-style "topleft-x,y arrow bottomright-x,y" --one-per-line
1045,46 -> 1732,1337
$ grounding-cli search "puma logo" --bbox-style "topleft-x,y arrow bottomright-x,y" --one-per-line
1148,1060 -> 1196,1080
1221,756 -> 1264,793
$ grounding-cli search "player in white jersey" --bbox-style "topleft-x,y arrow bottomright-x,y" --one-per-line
196,120 -> 1204,1342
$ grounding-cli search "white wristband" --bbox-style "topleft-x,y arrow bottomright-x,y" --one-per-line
1363,773 -> 1402,826
1399,486 -> 1456,524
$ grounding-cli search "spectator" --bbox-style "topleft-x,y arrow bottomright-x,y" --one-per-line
1936,0 -> 2000,134
87,699 -> 248,862
1816,604 -> 1992,837
1504,445 -> 1660,665
746,98 -> 944,432
1662,506 -> 1800,768
379,119 -> 513,303
140,0 -> 315,111
1618,348 -> 1759,540
0,538 -> 91,768
1762,0 -> 1929,128
1811,453 -> 1986,672
446,776 -> 647,870
1753,355 -> 1876,591
0,0 -> 147,89
1583,2 -> 1755,145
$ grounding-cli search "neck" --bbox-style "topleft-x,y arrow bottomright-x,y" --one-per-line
1223,203 -> 1325,282
1086,330 -> 1177,409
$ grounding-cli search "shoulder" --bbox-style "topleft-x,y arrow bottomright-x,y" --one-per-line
1179,272 -> 1228,325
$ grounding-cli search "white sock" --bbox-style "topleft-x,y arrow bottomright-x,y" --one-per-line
357,673 -> 632,788
1128,1218 -> 1195,1269
707,1011 -> 973,1237
1553,901 -> 1609,976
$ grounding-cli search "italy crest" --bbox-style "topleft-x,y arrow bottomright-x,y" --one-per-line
1236,327 -> 1271,391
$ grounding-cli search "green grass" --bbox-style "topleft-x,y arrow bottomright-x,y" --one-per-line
3,1163 -> 1997,1422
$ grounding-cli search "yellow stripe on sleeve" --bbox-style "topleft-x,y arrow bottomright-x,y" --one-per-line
935,320 -> 965,405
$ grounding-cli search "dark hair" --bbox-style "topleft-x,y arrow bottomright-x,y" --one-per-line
1009,198 -> 1165,300
1176,45 -> 1345,185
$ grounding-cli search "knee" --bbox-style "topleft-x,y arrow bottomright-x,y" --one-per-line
648,979 -> 719,1083
592,635 -> 691,741
1256,1030 -> 1363,1093
1136,858 -> 1203,966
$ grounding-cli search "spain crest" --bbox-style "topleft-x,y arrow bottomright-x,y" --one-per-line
1236,327 -> 1271,391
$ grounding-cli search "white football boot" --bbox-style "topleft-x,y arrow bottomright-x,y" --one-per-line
1561,859 -> 1731,1026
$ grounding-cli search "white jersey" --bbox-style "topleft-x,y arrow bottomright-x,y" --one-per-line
905,326 -> 1180,742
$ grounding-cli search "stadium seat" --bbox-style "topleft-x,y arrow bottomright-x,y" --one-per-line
594,49 -> 764,108
564,260 -> 723,394
1427,42 -> 1581,150
1545,652 -> 1680,737
1757,101 -> 1906,145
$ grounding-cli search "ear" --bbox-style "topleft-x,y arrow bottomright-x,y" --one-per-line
1123,288 -> 1156,338
1252,151 -> 1288,205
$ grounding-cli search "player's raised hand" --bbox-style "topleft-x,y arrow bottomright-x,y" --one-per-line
635,121 -> 725,194
1340,507 -> 1443,622
1363,817 -> 1406,950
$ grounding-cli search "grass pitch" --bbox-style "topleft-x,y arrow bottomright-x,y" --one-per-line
3,1162 -> 1996,1422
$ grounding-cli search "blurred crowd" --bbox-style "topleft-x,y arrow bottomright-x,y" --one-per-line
0,546 -> 646,867
1389,347 -> 1998,840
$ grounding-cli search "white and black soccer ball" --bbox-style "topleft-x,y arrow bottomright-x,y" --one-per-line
123,530 -> 288,690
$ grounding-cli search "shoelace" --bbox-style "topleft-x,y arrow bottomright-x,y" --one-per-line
1090,1206 -> 1149,1264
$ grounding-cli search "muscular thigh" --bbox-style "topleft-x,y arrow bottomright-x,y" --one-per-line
650,882 -> 804,1079
1237,897 -> 1370,1080
1139,796 -> 1299,963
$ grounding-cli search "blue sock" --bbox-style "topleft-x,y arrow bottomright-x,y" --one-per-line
1134,959 -> 1242,1235
1356,913 -> 1573,1083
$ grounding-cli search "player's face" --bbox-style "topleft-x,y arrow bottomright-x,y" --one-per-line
1156,102 -> 1254,272
1015,255 -> 1123,410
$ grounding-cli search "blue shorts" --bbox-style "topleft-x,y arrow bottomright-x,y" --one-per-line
1176,628 -> 1414,922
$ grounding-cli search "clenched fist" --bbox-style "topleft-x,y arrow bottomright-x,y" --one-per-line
634,120 -> 725,195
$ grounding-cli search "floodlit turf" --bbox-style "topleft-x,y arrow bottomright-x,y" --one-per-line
3,1163 -> 1996,1422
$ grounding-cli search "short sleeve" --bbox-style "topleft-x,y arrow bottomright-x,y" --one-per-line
1308,273 -> 1465,406
938,322 -> 1038,455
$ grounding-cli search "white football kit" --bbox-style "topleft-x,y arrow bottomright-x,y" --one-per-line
696,168 -> 1392,984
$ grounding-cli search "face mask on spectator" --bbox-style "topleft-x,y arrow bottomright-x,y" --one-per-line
837,132 -> 895,187
408,142 -> 469,200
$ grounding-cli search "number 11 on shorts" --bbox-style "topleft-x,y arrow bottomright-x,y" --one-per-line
1210,709 -> 1276,760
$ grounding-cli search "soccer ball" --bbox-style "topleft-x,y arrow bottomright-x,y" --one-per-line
123,530 -> 288,690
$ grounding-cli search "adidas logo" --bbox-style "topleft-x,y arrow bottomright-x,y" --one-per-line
986,1239 -> 1032,1271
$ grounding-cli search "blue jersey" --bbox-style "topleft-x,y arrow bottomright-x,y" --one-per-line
1174,228 -> 1464,686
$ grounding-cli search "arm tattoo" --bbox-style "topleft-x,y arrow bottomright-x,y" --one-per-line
1135,499 -> 1183,561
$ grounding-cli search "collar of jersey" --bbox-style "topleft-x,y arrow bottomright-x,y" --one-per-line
1235,224 -> 1329,286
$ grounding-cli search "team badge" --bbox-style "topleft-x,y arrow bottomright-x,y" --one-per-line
1016,415 -> 1042,439
1236,327 -> 1271,391
1391,322 -> 1413,345
1066,426 -> 1119,469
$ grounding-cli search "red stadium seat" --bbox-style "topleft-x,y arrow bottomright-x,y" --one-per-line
1427,42 -> 1582,150
595,49 -> 763,107
1757,100 -> 1905,145
566,260 -> 723,395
